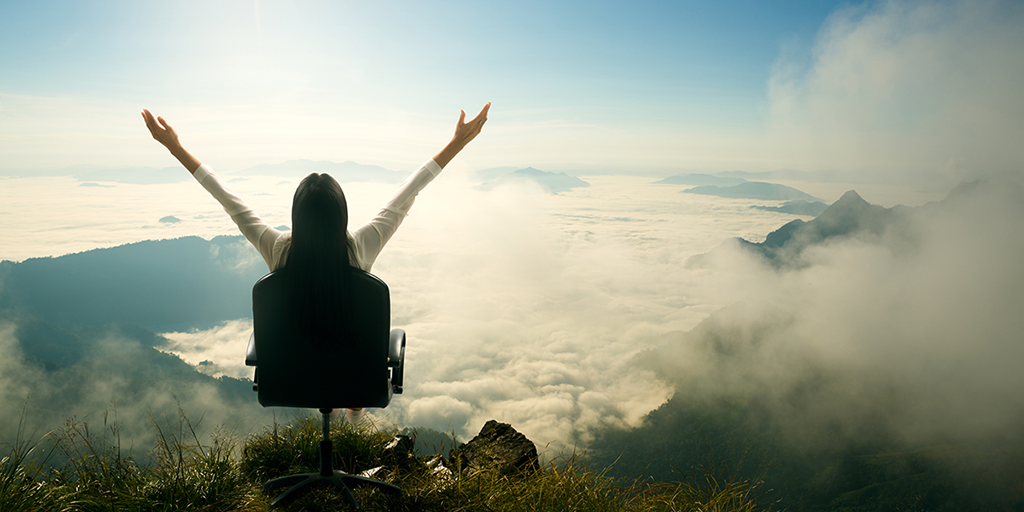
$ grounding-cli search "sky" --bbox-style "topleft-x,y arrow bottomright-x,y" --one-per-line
2,0 -> 1020,179
1,0 -> 1023,452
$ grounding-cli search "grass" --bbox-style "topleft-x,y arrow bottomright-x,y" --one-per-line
1,410 -> 775,512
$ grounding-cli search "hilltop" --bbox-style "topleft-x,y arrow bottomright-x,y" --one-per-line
1,413 -> 771,511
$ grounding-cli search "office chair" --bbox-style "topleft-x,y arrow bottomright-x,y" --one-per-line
245,268 -> 406,509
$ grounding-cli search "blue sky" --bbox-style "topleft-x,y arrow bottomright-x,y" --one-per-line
1,0 -> 1021,178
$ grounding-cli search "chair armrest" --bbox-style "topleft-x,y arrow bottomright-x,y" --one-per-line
388,329 -> 406,367
388,328 -> 406,393
245,331 -> 257,366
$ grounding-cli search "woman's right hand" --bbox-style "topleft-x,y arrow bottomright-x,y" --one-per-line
434,102 -> 490,168
141,109 -> 182,151
450,102 -> 490,150
141,109 -> 202,173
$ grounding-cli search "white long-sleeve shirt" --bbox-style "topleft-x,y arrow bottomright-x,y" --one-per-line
193,159 -> 443,272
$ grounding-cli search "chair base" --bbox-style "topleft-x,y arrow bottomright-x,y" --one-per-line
263,409 -> 400,508
264,469 -> 401,508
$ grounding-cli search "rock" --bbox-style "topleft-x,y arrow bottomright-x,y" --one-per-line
426,455 -> 455,490
379,434 -> 416,469
451,420 -> 539,477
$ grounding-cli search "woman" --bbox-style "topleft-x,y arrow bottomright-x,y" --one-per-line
142,103 -> 490,423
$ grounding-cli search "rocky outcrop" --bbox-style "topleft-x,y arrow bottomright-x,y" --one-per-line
451,420 -> 539,477
379,434 -> 416,470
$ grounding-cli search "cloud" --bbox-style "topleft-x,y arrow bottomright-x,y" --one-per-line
767,0 -> 1024,180
406,396 -> 474,433
651,181 -> 1024,446
125,173 -> 796,450
0,319 -> 273,452
9,160 -> 1019,457
352,175 -> 811,448
160,319 -> 255,380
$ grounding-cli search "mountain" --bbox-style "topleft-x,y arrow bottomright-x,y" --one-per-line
0,236 -> 272,449
479,167 -> 590,194
588,289 -> 1024,510
718,168 -> 955,187
474,166 -> 523,182
589,180 -> 1024,510
688,189 -> 915,269
719,168 -> 851,183
240,160 -> 410,183
753,190 -> 890,246
0,235 -> 267,332
589,374 -> 1024,511
0,164 -> 190,184
751,200 -> 829,216
653,173 -> 746,186
0,307 -> 263,450
682,181 -> 820,201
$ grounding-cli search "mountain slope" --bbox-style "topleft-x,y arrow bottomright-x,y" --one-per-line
0,236 -> 267,332
590,180 -> 1024,511
683,181 -> 820,201
689,189 -> 918,269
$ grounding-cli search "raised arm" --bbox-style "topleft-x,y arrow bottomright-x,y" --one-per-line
432,102 -> 490,169
141,109 -> 203,174
349,103 -> 492,270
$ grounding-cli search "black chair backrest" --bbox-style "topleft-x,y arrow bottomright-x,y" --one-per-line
252,268 -> 392,409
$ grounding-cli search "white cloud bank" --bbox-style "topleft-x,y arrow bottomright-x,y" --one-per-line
658,181 -> 1024,446
767,0 -> 1024,180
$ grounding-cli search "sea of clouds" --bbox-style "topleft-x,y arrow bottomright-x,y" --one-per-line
2,168 -> 828,448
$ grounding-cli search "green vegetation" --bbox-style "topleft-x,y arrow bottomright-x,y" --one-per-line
1,410 -> 774,512
589,394 -> 1024,511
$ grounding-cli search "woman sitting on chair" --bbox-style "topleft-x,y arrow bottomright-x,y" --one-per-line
142,103 -> 490,424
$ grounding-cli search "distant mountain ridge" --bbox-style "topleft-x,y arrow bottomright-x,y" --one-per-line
478,167 -> 590,194
0,236 -> 267,332
751,200 -> 829,216
239,159 -> 410,183
653,173 -> 746,186
683,181 -> 821,201
653,172 -> 819,201
689,189 -> 906,269
689,179 -> 1023,271
12,165 -> 192,185
0,307 -> 263,449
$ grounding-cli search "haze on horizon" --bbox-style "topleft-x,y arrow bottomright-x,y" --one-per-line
0,0 -> 1020,182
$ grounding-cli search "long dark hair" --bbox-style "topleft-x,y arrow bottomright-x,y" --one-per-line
285,173 -> 353,347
